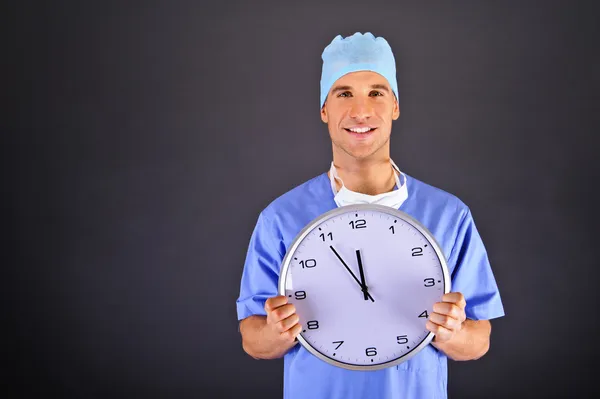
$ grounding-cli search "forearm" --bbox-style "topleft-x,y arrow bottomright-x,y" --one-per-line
239,315 -> 298,360
431,319 -> 491,361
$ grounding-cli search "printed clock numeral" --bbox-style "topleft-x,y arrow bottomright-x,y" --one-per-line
397,335 -> 408,344
349,219 -> 367,229
332,341 -> 344,350
419,310 -> 429,318
294,291 -> 306,300
299,259 -> 317,268
412,247 -> 423,256
307,320 -> 319,330
319,232 -> 333,241
424,278 -> 435,287
365,347 -> 377,356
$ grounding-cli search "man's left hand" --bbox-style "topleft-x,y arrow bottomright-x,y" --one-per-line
426,292 -> 467,343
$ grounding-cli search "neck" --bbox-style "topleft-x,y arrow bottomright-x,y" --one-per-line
329,150 -> 397,195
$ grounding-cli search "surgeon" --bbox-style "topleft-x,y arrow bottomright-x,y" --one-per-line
236,32 -> 504,399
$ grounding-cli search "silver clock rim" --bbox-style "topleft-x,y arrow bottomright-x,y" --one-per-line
277,203 -> 451,371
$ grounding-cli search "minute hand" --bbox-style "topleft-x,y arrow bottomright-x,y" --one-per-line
329,245 -> 375,302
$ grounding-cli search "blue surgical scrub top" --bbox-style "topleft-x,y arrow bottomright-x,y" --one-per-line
236,172 -> 505,399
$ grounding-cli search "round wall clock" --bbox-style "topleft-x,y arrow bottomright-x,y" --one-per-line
278,204 -> 450,370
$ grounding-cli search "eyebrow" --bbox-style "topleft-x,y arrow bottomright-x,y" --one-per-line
331,84 -> 390,93
370,84 -> 390,93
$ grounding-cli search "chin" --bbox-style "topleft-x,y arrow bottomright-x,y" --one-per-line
332,138 -> 384,160
346,148 -> 378,160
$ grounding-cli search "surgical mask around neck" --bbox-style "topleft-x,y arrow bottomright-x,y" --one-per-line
329,160 -> 408,209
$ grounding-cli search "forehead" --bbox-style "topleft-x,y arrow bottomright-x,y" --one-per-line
332,71 -> 390,88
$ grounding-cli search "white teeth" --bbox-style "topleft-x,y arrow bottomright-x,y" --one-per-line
348,127 -> 372,133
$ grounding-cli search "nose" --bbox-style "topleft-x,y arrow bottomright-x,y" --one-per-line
348,97 -> 373,121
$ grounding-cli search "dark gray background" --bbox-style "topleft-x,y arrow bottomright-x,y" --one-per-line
4,0 -> 600,398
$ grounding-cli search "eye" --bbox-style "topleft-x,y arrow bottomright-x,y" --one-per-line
370,91 -> 383,97
338,91 -> 352,98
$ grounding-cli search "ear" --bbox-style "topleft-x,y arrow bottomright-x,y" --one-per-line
392,98 -> 400,120
320,103 -> 329,123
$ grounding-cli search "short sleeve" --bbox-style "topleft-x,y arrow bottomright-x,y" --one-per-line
236,212 -> 284,321
448,208 -> 505,320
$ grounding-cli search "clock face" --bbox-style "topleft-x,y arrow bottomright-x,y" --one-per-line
278,204 -> 450,370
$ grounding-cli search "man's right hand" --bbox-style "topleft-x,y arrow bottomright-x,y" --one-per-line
265,295 -> 302,343
239,295 -> 303,360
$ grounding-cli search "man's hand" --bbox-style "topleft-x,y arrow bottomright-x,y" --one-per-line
426,292 -> 467,343
239,295 -> 302,360
426,292 -> 492,361
265,295 -> 303,343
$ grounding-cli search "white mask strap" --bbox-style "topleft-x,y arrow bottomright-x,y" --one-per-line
390,159 -> 405,188
329,159 -> 405,194
329,162 -> 344,195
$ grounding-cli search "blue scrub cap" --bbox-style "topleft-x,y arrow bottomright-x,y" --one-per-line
320,32 -> 399,109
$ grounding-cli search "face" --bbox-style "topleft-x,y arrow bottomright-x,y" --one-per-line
321,71 -> 400,161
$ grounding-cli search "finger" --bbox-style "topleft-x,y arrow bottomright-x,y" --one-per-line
264,295 -> 288,313
280,322 -> 303,344
428,312 -> 462,331
268,303 -> 296,324
275,312 -> 300,333
433,302 -> 465,321
441,292 -> 466,309
426,320 -> 452,342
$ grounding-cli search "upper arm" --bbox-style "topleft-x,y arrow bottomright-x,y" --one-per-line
449,208 -> 505,321
236,212 -> 284,321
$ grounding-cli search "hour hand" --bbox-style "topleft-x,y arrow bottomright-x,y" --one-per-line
329,245 -> 374,302
356,249 -> 369,301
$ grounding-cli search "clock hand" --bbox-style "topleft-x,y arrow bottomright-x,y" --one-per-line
329,245 -> 374,302
356,249 -> 369,301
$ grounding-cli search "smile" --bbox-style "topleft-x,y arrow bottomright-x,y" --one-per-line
344,127 -> 377,134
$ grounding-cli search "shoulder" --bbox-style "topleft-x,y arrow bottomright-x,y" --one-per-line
260,172 -> 330,222
404,172 -> 470,221
253,173 -> 332,247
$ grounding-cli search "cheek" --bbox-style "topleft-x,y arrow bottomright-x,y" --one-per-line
327,111 -> 345,129
382,105 -> 397,123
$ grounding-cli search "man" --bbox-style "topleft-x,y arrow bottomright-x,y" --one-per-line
236,32 -> 504,399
